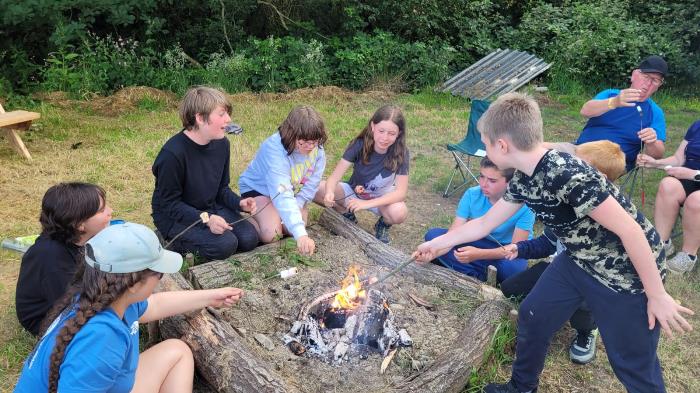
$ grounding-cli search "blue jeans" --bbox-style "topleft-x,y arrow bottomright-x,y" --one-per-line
424,228 -> 527,283
166,205 -> 259,261
511,252 -> 664,392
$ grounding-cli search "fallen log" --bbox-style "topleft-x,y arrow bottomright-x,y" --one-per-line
318,208 -> 503,301
188,242 -> 279,289
394,300 -> 510,393
158,273 -> 296,393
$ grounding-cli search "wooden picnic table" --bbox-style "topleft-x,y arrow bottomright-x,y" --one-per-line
0,103 -> 40,160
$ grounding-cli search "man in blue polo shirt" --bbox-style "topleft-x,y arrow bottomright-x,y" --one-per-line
576,56 -> 667,171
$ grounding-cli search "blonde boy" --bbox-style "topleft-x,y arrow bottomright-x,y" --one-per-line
415,93 -> 693,393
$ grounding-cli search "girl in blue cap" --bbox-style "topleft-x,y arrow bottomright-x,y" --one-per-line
14,222 -> 243,393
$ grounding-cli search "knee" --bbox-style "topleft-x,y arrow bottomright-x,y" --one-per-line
258,223 -> 284,243
684,192 -> 700,215
236,230 -> 259,252
425,227 -> 447,241
382,203 -> 407,224
657,177 -> 682,200
161,339 -> 193,362
203,233 -> 238,260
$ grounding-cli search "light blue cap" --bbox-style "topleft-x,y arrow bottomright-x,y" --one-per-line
85,222 -> 182,274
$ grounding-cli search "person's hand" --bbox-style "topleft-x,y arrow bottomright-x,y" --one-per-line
666,166 -> 696,180
346,198 -> 370,212
504,244 -> 519,260
413,241 -> 438,263
354,185 -> 366,195
455,246 -> 482,263
637,153 -> 657,168
208,287 -> 244,308
615,89 -> 642,107
646,292 -> 694,338
239,198 -> 257,214
207,214 -> 232,234
638,127 -> 658,144
297,235 -> 315,255
323,191 -> 335,208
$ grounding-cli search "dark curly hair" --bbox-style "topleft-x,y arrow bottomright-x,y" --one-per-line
39,182 -> 106,244
40,264 -> 159,392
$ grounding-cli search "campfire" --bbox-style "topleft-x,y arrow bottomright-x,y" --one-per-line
284,266 -> 412,366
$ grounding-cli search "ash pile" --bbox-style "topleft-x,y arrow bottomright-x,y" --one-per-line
284,287 -> 412,364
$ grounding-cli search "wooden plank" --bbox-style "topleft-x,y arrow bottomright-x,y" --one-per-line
3,128 -> 32,160
0,111 -> 40,128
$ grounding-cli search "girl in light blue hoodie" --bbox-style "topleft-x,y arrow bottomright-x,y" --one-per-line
239,106 -> 327,255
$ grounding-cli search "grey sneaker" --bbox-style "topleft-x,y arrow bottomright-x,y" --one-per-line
374,216 -> 392,244
342,211 -> 358,224
569,329 -> 598,364
663,239 -> 675,258
667,251 -> 697,274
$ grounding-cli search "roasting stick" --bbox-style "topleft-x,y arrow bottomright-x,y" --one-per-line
367,256 -> 417,288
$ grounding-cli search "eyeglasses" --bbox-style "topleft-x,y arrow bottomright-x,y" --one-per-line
297,139 -> 319,148
639,72 -> 664,87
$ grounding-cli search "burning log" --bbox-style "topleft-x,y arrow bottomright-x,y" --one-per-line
318,208 -> 503,301
393,300 -> 510,393
157,273 -> 296,393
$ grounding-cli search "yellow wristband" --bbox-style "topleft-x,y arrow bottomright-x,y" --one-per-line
607,97 -> 616,109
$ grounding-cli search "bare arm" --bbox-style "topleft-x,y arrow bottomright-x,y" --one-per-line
454,227 -> 530,262
139,287 -> 243,323
580,89 -> 642,118
414,199 -> 523,261
638,140 -> 687,168
588,197 -> 693,336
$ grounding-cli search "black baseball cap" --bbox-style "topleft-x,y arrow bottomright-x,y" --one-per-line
638,55 -> 668,77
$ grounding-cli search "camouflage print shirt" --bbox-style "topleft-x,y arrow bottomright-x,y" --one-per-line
502,150 -> 666,294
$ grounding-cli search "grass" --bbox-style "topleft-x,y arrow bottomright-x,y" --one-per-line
1,86 -> 699,391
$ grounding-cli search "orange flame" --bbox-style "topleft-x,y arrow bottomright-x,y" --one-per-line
332,267 -> 366,310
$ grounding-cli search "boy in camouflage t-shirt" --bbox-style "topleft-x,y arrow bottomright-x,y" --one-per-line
415,93 -> 693,393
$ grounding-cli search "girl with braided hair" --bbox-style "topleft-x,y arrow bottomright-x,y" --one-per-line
14,222 -> 244,393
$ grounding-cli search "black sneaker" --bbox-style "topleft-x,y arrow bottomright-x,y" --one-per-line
342,211 -> 358,224
374,216 -> 392,244
569,328 -> 598,364
484,380 -> 536,393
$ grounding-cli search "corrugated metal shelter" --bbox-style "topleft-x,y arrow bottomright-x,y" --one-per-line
440,49 -> 551,100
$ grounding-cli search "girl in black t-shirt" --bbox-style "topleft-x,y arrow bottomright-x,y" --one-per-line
315,105 -> 410,244
15,182 -> 113,335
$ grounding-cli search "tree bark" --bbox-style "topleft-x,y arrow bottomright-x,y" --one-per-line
318,208 -> 504,301
393,300 -> 510,393
158,273 -> 296,393
188,242 -> 280,289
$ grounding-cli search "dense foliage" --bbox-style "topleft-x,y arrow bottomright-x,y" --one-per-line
1,0 -> 698,96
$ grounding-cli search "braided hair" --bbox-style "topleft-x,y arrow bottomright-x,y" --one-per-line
42,264 -> 156,393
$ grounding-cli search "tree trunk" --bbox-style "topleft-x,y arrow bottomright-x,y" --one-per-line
393,300 -> 510,393
158,273 -> 296,393
188,242 -> 279,289
317,208 -> 503,301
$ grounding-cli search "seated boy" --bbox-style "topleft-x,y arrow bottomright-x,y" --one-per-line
500,140 -> 625,365
151,86 -> 259,261
415,93 -> 693,393
424,156 -> 534,282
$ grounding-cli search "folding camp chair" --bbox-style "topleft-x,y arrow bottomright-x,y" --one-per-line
442,99 -> 489,197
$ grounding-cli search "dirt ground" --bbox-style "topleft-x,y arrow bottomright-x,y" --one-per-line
202,193 -> 477,392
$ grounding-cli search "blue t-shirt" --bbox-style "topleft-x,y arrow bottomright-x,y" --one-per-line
456,186 -> 535,244
683,120 -> 700,171
15,299 -> 148,393
577,89 -> 666,169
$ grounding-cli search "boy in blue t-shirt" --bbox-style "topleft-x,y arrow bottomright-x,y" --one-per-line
415,93 -> 693,393
424,156 -> 534,283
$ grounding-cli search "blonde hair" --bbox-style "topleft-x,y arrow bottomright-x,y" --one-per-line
477,93 -> 543,151
278,106 -> 328,155
179,86 -> 232,131
575,140 -> 626,181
